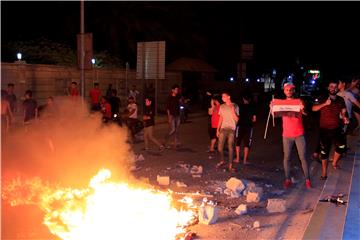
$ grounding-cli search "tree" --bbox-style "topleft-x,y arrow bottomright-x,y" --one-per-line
3,38 -> 125,68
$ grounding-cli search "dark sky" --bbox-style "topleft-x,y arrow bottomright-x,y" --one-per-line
2,1 -> 360,78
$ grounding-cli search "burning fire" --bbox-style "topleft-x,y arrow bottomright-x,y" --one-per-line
2,169 -> 195,240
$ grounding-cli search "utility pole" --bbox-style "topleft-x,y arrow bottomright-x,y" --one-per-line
80,0 -> 85,98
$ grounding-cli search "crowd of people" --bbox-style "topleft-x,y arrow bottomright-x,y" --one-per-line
1,75 -> 359,190
206,75 -> 359,189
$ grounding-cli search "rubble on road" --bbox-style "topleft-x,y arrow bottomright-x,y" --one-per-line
246,187 -> 263,203
253,220 -> 261,229
190,165 -> 203,175
225,177 -> 246,196
235,204 -> 248,215
157,175 -> 170,186
266,198 -> 287,213
134,154 -> 145,162
198,198 -> 219,225
176,181 -> 188,188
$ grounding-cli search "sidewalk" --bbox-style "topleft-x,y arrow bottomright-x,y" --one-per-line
302,135 -> 360,239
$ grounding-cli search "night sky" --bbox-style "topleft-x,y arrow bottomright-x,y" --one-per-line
2,1 -> 360,79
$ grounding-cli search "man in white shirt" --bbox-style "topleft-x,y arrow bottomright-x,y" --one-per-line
128,85 -> 140,103
337,79 -> 360,134
216,91 -> 239,172
127,96 -> 139,142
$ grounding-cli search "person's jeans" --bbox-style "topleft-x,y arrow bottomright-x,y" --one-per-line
144,125 -> 162,148
165,115 -> 181,145
218,128 -> 235,164
282,135 -> 309,179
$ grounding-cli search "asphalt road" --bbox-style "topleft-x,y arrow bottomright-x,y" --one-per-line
1,103 -> 352,240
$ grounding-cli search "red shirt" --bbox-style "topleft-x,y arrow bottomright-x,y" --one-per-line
318,96 -> 346,129
282,114 -> 304,137
69,87 -> 79,97
211,105 -> 220,128
89,88 -> 101,104
101,102 -> 112,118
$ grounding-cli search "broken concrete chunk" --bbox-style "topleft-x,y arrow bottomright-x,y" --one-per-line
224,188 -> 241,198
157,175 -> 170,186
176,181 -> 188,188
235,204 -> 248,215
226,177 -> 246,194
246,191 -> 261,203
246,187 -> 263,203
267,198 -> 287,213
190,165 -> 203,174
253,221 -> 260,229
134,154 -> 145,162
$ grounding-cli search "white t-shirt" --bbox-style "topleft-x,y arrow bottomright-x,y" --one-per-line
337,90 -> 356,118
219,103 -> 239,130
127,103 -> 138,119
128,90 -> 140,102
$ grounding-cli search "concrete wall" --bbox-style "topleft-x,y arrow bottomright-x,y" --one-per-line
1,62 -> 182,114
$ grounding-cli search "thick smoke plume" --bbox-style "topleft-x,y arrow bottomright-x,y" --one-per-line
2,96 -> 136,187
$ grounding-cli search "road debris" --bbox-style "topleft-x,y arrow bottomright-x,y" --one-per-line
267,198 -> 287,213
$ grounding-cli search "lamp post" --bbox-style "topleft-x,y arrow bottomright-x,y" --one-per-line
91,58 -> 96,84
80,0 -> 85,99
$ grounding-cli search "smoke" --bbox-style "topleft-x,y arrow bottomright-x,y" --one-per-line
2,96 -> 136,187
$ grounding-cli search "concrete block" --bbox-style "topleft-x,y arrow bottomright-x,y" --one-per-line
226,177 -> 246,194
266,198 -> 287,213
253,221 -> 260,228
235,204 -> 248,215
246,187 -> 263,203
157,175 -> 170,186
246,191 -> 261,203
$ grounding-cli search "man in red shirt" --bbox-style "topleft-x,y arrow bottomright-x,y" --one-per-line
68,82 -> 79,100
312,80 -> 348,180
89,83 -> 101,112
271,83 -> 311,189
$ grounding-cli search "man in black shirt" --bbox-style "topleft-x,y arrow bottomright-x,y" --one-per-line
164,84 -> 181,148
235,92 -> 256,165
108,89 -> 121,116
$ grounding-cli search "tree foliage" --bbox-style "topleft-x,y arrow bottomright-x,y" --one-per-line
3,38 -> 125,68
4,38 -> 77,66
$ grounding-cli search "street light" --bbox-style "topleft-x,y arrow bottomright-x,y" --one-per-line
91,58 -> 96,84
17,52 -> 22,60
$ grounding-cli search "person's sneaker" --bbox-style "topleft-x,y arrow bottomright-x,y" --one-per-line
283,179 -> 292,189
305,179 -> 312,189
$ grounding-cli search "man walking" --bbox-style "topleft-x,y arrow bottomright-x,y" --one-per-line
164,84 -> 181,148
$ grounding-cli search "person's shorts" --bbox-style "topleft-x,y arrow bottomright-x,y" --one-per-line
209,128 -> 217,140
319,127 -> 346,159
236,126 -> 253,148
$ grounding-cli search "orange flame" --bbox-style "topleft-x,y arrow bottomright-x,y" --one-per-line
2,169 -> 195,240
